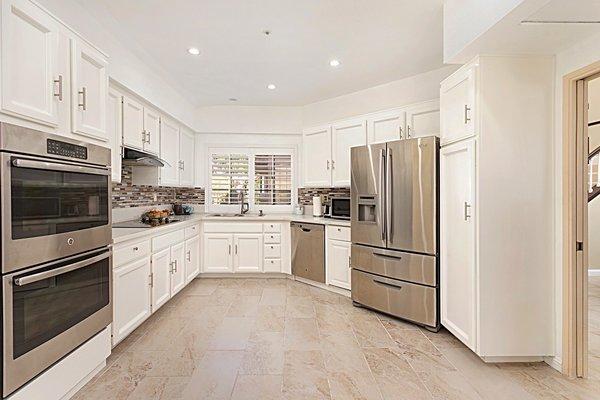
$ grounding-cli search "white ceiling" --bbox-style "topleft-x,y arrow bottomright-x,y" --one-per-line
77,0 -> 444,107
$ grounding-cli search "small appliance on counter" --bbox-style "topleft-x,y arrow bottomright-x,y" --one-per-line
173,204 -> 194,215
312,196 -> 323,217
325,197 -> 350,220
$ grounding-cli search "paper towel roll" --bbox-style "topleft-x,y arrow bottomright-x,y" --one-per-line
312,196 -> 323,217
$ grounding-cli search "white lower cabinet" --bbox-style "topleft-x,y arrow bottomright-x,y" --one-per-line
203,233 -> 234,272
151,247 -> 172,311
170,242 -> 186,296
234,234 -> 263,272
185,235 -> 201,283
326,225 -> 352,290
112,257 -> 151,344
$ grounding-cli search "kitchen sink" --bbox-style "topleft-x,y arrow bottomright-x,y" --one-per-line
208,213 -> 247,217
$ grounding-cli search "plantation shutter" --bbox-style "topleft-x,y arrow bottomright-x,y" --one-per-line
210,153 -> 249,204
254,154 -> 292,205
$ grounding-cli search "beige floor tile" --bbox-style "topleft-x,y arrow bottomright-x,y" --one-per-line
260,287 -> 287,305
350,314 -> 395,348
208,317 -> 256,350
284,318 -> 321,350
70,364 -> 136,400
378,314 -> 420,331
327,370 -> 383,400
128,317 -> 188,351
282,350 -> 331,399
254,304 -> 286,332
182,350 -> 244,400
287,280 -> 313,297
238,279 -> 267,296
128,376 -> 190,400
227,295 -> 261,317
286,295 -> 317,318
184,279 -> 219,295
231,374 -> 283,400
240,331 -> 285,375
320,332 -> 371,374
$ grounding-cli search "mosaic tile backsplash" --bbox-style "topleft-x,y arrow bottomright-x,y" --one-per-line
297,187 -> 350,205
112,166 -> 205,208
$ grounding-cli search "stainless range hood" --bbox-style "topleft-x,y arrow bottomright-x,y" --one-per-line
122,147 -> 169,167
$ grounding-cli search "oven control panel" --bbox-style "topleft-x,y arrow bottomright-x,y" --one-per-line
47,139 -> 88,160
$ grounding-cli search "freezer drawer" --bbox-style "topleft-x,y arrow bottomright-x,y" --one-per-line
351,269 -> 437,328
351,244 -> 436,286
291,222 -> 325,283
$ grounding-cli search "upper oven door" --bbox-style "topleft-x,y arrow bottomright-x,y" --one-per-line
1,153 -> 112,273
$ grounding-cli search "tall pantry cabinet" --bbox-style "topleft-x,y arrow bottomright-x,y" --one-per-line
440,55 -> 554,361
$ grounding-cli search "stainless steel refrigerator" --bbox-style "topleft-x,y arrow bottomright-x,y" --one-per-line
350,136 -> 439,331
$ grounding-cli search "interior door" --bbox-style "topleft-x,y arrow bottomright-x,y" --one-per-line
331,119 -> 367,187
70,39 -> 108,141
170,242 -> 186,296
350,142 -> 387,249
386,137 -> 437,255
366,109 -> 406,144
1,0 -> 59,126
151,247 -> 171,311
203,234 -> 232,272
234,234 -> 263,272
143,107 -> 160,155
122,96 -> 144,150
179,128 -> 195,186
440,138 -> 476,350
406,100 -> 440,139
302,125 -> 332,186
185,235 -> 200,283
160,117 -> 180,186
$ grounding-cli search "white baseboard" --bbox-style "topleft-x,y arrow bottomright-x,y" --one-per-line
544,356 -> 562,372
589,269 -> 600,277
197,272 -> 289,279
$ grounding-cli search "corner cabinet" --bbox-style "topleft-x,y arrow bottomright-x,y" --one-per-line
302,125 -> 332,187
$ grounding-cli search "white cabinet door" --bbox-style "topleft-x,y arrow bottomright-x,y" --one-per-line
151,247 -> 171,311
440,67 -> 476,144
185,235 -> 200,283
234,234 -> 263,273
203,234 -> 233,273
112,257 -> 151,345
143,107 -> 160,155
170,242 -> 186,296
122,96 -> 144,150
159,117 -> 180,186
366,109 -> 406,144
331,119 -> 366,187
70,39 -> 108,141
302,125 -> 332,187
1,0 -> 59,126
107,88 -> 122,183
179,128 -> 195,187
405,100 -> 440,139
440,138 -> 476,351
327,239 -> 351,290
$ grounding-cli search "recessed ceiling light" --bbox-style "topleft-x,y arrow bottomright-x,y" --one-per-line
267,84 -> 276,90
329,59 -> 341,67
187,47 -> 200,55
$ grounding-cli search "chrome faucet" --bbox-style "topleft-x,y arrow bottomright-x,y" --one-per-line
239,190 -> 250,214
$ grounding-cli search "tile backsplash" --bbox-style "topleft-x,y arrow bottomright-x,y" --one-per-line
112,166 -> 205,208
297,187 -> 350,205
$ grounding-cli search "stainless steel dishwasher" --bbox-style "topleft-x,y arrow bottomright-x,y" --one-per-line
291,222 -> 325,283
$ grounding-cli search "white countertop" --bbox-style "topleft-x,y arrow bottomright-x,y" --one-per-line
112,213 -> 350,244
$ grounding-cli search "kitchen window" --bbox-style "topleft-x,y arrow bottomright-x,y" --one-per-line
208,148 -> 295,212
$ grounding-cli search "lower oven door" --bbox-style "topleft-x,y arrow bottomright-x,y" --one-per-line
2,248 -> 112,397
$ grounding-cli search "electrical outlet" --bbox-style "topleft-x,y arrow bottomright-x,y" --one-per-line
153,193 -> 157,202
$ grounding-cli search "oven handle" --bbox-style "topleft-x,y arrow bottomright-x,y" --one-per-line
14,251 -> 110,286
12,158 -> 110,176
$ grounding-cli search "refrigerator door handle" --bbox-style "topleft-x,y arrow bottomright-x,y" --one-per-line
379,148 -> 386,241
386,147 -> 393,242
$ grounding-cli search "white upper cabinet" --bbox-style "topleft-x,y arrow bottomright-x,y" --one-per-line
367,109 -> 406,144
331,119 -> 366,187
1,0 -> 59,126
143,107 -> 160,155
405,99 -> 440,139
302,125 -> 332,187
179,127 -> 195,187
440,66 -> 476,144
107,88 -> 123,182
70,38 -> 108,141
159,117 -> 180,186
122,96 -> 145,150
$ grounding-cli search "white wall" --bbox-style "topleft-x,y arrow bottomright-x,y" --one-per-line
443,0 -> 525,62
36,0 -> 197,129
553,30 -> 600,367
301,66 -> 457,127
195,106 -> 302,135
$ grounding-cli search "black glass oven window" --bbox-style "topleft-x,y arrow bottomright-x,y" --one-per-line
11,163 -> 109,239
12,255 -> 109,358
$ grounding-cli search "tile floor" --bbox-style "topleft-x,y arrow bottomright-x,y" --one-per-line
73,278 -> 600,400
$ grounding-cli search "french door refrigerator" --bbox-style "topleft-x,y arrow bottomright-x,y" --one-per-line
350,136 -> 439,331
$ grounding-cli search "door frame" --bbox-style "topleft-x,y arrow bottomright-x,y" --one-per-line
562,60 -> 600,377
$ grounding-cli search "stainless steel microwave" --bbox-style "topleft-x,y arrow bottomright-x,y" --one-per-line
328,197 -> 351,220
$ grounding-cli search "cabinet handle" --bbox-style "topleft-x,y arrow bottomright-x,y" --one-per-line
133,246 -> 138,251
78,87 -> 87,110
149,273 -> 153,287
407,125 -> 411,138
228,244 -> 231,255
141,130 -> 146,144
53,75 -> 63,101
169,261 -> 174,273
174,259 -> 178,273
464,105 -> 471,124
181,160 -> 185,170
464,202 -> 472,221
349,255 -> 352,268
399,125 -> 403,140
235,244 -> 238,255
146,130 -> 151,145
187,250 -> 191,262
326,160 -> 330,170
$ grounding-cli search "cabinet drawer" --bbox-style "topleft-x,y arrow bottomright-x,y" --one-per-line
264,233 -> 281,244
152,229 -> 185,251
114,239 -> 151,267
263,258 -> 281,272
204,222 -> 263,233
185,224 -> 200,238
263,223 -> 281,233
327,225 -> 351,242
264,244 -> 281,258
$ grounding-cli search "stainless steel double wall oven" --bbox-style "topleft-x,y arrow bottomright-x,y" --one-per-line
0,123 -> 112,397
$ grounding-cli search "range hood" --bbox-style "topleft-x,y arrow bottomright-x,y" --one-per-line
122,147 -> 169,167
